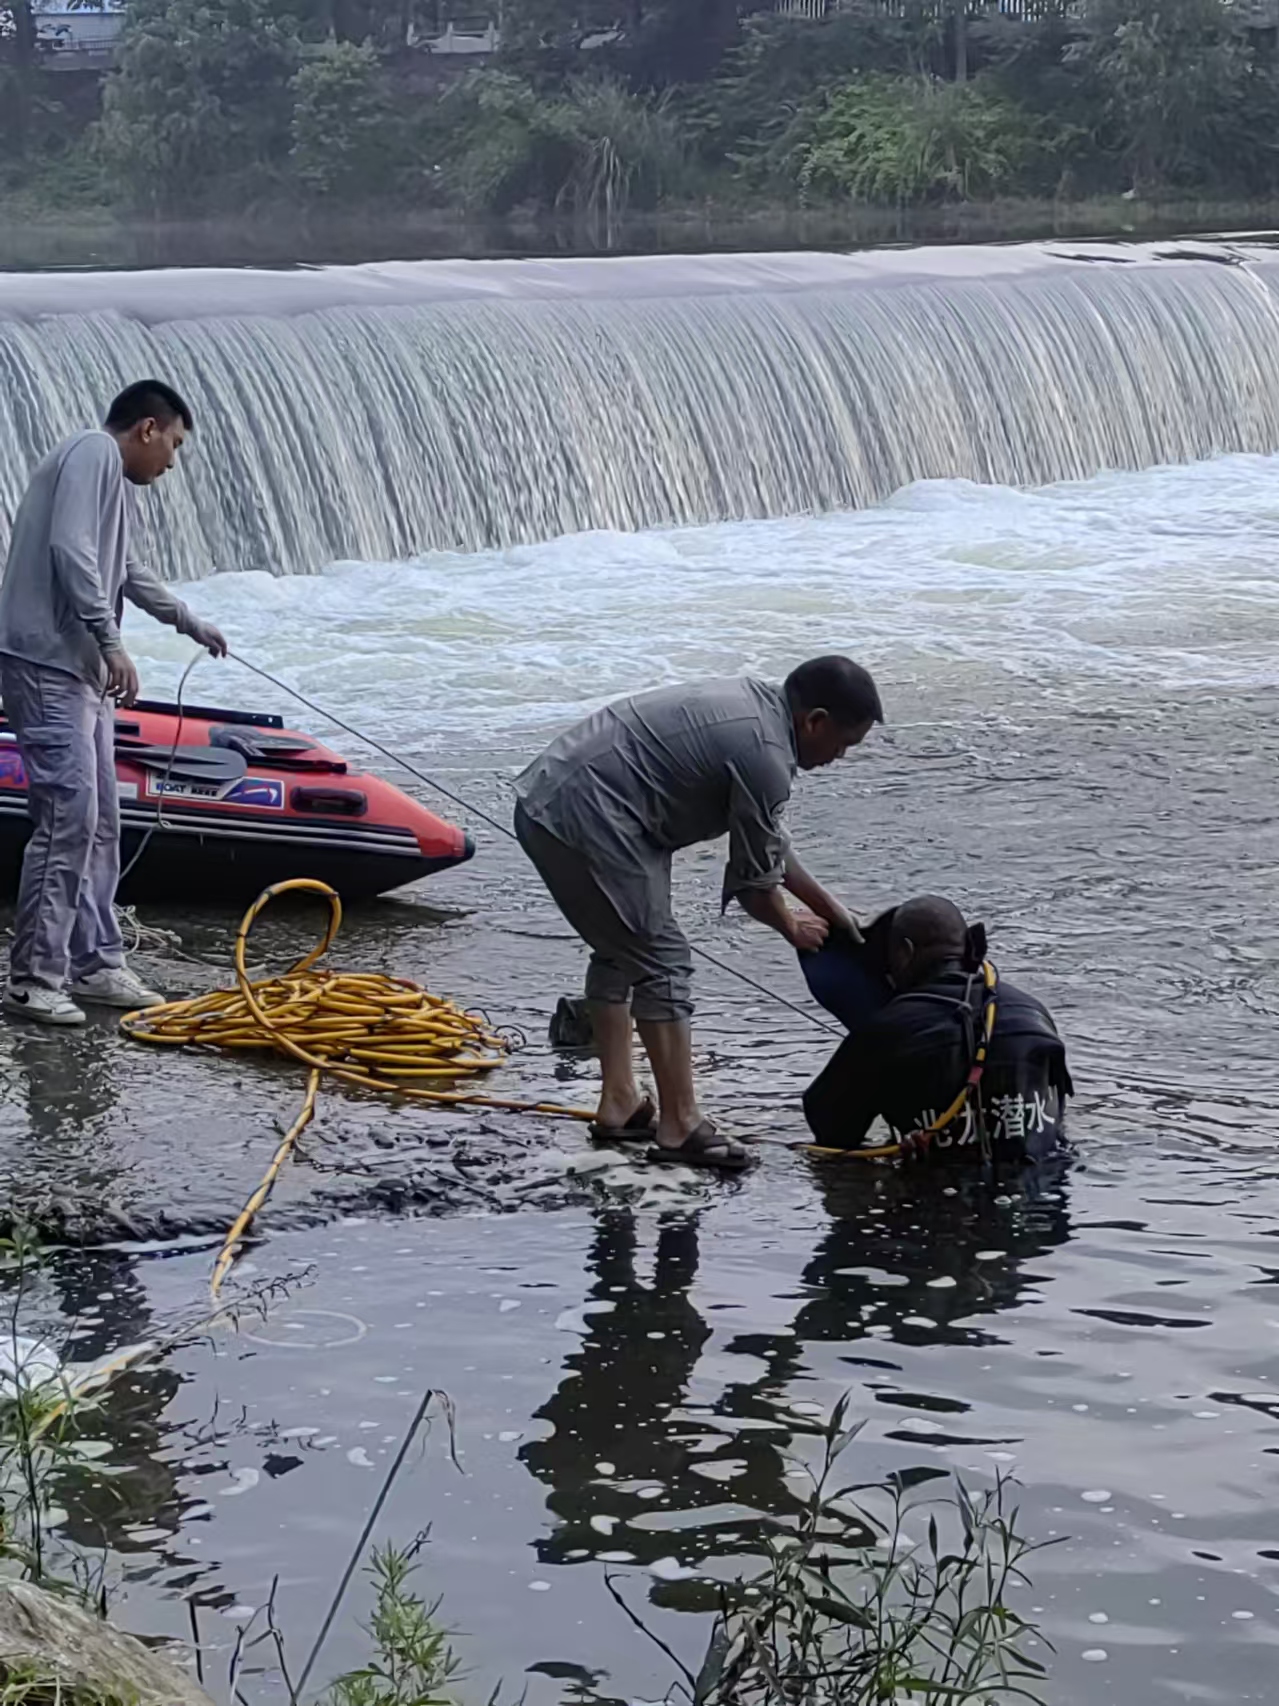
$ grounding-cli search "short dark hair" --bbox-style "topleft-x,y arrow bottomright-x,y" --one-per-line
891,895 -> 968,959
105,380 -> 193,434
784,655 -> 884,727
891,895 -> 987,978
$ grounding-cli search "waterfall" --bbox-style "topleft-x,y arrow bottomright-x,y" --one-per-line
4,243 -> 1279,581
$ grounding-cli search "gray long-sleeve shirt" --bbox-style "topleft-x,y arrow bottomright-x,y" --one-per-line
516,676 -> 797,928
0,430 -> 199,688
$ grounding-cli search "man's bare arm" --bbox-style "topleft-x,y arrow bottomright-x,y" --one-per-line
737,883 -> 829,951
784,853 -> 861,941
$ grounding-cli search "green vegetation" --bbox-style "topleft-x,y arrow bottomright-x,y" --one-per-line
335,1399 -> 1048,1706
5,0 -> 1279,233
0,1227 -> 112,1598
797,74 -> 1043,205
323,1542 -> 461,1706
684,1396 -> 1050,1705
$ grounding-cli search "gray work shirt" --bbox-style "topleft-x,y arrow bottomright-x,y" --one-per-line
0,429 -> 198,688
516,676 -> 797,929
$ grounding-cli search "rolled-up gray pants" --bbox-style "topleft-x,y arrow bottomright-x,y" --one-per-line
514,801 -> 693,1023
1,657 -> 124,992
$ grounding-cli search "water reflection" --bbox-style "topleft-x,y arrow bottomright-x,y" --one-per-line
5,1023 -> 117,1144
45,1247 -> 183,1562
0,1023 -> 135,1236
523,1171 -> 1073,1588
788,1162 -> 1074,1354
523,1211 -> 797,1571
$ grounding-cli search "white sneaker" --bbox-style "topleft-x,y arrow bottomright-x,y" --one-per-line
69,965 -> 164,1009
3,984 -> 87,1027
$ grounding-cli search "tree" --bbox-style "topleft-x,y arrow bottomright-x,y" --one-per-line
497,0 -> 748,83
291,40 -> 396,197
0,0 -> 40,152
499,0 -> 615,54
625,0 -> 744,84
1066,0 -> 1253,192
97,0 -> 301,211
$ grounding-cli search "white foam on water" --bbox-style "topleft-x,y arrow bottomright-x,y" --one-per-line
690,1460 -> 748,1483
219,1467 -> 260,1497
128,451 -> 1279,761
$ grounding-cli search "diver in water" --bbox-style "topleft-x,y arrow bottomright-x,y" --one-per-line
800,894 -> 1072,1164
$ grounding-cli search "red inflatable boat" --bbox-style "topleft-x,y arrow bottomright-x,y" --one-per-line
0,699 -> 475,903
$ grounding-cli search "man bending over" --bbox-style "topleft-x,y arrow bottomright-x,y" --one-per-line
515,656 -> 884,1171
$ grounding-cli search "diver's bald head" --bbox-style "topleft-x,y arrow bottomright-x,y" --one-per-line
888,895 -> 969,989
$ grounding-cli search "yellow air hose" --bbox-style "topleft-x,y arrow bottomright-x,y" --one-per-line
120,879 -> 593,1297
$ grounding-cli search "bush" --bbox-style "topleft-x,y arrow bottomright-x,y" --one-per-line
797,73 -> 1040,205
440,69 -> 686,226
692,8 -> 945,185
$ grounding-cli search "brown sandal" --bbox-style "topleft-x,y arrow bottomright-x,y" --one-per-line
589,1096 -> 658,1145
648,1122 -> 755,1173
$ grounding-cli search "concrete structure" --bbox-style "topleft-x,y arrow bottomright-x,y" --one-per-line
34,0 -> 123,72
408,17 -> 499,52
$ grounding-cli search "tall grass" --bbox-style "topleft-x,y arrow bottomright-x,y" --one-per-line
610,1395 -> 1052,1706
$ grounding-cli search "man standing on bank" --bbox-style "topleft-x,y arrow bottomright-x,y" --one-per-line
515,657 -> 883,1171
0,381 -> 227,1027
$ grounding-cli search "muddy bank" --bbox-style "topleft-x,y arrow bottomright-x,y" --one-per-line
0,883 -> 707,1248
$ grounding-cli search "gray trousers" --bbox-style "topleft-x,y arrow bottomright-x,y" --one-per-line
514,800 -> 693,1023
1,657 -> 124,991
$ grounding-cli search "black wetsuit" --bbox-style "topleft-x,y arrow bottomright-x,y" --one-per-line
800,930 -> 1072,1164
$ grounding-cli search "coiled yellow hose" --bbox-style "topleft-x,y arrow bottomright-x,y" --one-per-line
121,879 -> 591,1296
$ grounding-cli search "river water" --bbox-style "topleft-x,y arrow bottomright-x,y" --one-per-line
1,443 -> 1277,1703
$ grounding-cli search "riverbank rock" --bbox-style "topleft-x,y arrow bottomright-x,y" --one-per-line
0,1580 -> 215,1704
